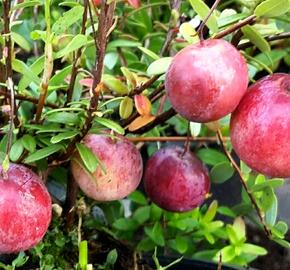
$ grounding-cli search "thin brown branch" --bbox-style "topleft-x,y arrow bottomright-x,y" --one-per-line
0,89 -> 58,108
66,0 -> 89,104
216,129 -> 272,238
129,75 -> 160,97
159,0 -> 182,55
214,15 -> 256,39
237,32 -> 290,50
6,78 -> 14,156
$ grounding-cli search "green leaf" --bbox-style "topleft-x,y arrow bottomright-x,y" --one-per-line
12,59 -> 41,85
216,246 -> 235,262
21,135 -> 36,152
203,200 -> 218,223
147,57 -> 173,76
107,39 -> 142,50
55,34 -> 87,59
210,162 -> 234,184
79,240 -> 88,269
94,117 -> 125,135
273,238 -> 290,249
113,218 -> 138,231
254,0 -> 290,18
265,192 -> 278,226
9,139 -> 24,162
49,65 -> 72,86
106,249 -> 118,266
150,203 -> 163,221
76,143 -> 99,174
144,222 -> 165,246
252,178 -> 284,192
241,25 -> 270,53
260,186 -> 276,211
196,148 -> 228,166
51,131 -> 79,144
11,32 -> 31,52
188,0 -> 219,33
25,144 -> 63,163
233,217 -> 246,240
137,237 -> 155,252
46,112 -> 80,125
119,97 -> 133,119
179,22 -> 199,44
102,74 -> 129,95
138,46 -> 160,60
128,191 -> 147,205
175,235 -> 189,254
133,206 -> 151,224
217,206 -> 236,218
11,0 -> 42,10
274,221 -> 288,235
241,243 -> 267,255
52,6 -> 84,34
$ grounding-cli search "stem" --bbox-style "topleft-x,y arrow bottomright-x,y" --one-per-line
3,0 -> 12,80
214,15 -> 256,39
6,78 -> 14,156
127,136 -> 229,142
197,0 -> 221,41
129,75 -> 160,97
182,122 -> 191,156
159,0 -> 181,55
66,0 -> 89,105
216,129 -> 272,238
35,0 -> 53,123
237,32 -> 290,50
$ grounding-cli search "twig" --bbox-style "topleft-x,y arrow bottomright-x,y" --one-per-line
129,75 -> 160,97
214,15 -> 256,39
197,0 -> 221,41
159,0 -> 181,56
127,136 -> 229,142
216,129 -> 272,238
217,252 -> 222,270
237,32 -> 290,50
0,89 -> 58,108
3,0 -> 12,80
66,0 -> 89,105
6,78 -> 14,156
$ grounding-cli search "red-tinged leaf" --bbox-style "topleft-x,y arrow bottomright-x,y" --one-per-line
134,94 -> 151,116
127,0 -> 140,9
79,78 -> 93,88
93,0 -> 101,6
127,115 -> 156,132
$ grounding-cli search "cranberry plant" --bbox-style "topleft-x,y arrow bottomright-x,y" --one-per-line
0,0 -> 289,269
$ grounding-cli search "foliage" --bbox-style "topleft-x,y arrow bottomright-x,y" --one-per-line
0,0 -> 289,269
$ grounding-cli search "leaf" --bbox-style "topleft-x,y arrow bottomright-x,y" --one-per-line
127,115 -> 156,132
113,218 -> 139,231
188,0 -> 219,33
76,143 -> 99,174
119,97 -> 133,119
138,46 -> 160,60
179,22 -> 199,44
210,162 -> 234,184
175,235 -> 189,254
241,25 -> 270,53
54,34 -> 87,59
46,112 -> 80,125
254,0 -> 290,18
106,249 -> 118,266
260,187 -> 276,211
12,59 -> 41,85
128,191 -> 147,205
144,222 -> 165,246
203,200 -> 218,223
21,135 -> 36,152
217,206 -> 236,218
107,39 -> 142,50
11,32 -> 31,52
102,74 -> 129,95
134,94 -> 152,116
94,118 -> 125,135
241,244 -> 267,255
133,206 -> 151,224
52,6 -> 84,35
9,139 -> 24,162
25,144 -> 63,163
265,192 -> 278,226
127,0 -> 141,9
50,65 -> 72,86
196,148 -> 228,166
216,246 -> 235,262
147,57 -> 173,76
137,237 -> 155,252
120,67 -> 137,88
51,131 -> 79,144
233,217 -> 246,240
273,239 -> 290,249
11,0 -> 42,10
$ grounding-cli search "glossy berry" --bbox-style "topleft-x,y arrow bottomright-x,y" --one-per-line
71,134 -> 143,201
144,146 -> 210,212
165,39 -> 248,123
230,73 -> 290,177
0,164 -> 51,254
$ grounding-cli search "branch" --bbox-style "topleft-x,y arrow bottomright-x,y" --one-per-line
129,75 -> 160,97
3,0 -> 12,80
216,129 -> 272,238
237,32 -> 290,50
214,15 -> 256,39
128,136 -> 229,143
66,0 -> 89,105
